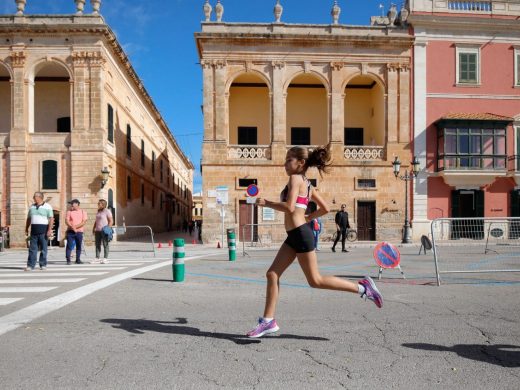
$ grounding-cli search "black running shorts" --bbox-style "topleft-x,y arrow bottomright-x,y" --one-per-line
284,224 -> 315,253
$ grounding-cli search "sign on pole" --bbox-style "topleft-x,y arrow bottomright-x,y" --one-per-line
216,186 -> 229,205
373,242 -> 406,280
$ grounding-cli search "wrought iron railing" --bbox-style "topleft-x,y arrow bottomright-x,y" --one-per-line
227,145 -> 271,160
344,146 -> 385,160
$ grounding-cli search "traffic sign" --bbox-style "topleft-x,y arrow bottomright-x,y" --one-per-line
373,242 -> 401,269
246,197 -> 256,204
246,184 -> 259,197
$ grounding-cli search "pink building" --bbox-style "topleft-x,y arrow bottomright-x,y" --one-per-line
409,0 -> 520,238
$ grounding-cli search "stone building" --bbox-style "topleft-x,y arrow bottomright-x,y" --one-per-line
0,1 -> 194,246
408,0 -> 520,237
195,2 -> 414,244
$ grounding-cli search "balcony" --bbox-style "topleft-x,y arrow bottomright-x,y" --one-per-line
227,145 -> 271,160
437,154 -> 507,186
448,1 -> 492,12
344,146 -> 385,161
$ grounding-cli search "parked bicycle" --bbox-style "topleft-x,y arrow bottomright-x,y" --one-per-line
331,228 -> 358,242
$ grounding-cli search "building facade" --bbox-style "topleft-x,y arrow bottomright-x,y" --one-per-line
196,4 -> 414,244
409,0 -> 520,237
0,3 -> 193,246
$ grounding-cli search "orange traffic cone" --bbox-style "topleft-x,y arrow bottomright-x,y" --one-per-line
157,242 -> 162,249
217,241 -> 221,248
168,240 -> 172,247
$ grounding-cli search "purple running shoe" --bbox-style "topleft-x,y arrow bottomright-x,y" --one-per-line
246,318 -> 280,338
359,276 -> 383,308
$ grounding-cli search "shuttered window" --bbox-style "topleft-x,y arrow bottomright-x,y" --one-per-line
42,160 -> 58,190
107,104 -> 114,143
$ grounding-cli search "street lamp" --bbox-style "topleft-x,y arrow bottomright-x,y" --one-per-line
392,155 -> 420,243
100,167 -> 110,189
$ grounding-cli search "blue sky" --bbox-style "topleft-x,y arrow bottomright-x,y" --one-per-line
2,0 -> 396,192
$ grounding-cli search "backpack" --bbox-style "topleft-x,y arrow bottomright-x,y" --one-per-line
312,219 -> 320,232
102,225 -> 113,242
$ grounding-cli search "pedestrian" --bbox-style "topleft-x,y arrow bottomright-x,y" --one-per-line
65,199 -> 87,265
247,145 -> 383,338
92,199 -> 113,264
312,216 -> 322,251
24,192 -> 54,271
188,220 -> 194,236
332,204 -> 350,253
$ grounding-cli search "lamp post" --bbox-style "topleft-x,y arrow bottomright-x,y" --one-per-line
100,166 -> 110,189
392,155 -> 420,243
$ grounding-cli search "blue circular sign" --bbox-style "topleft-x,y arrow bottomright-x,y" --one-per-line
373,242 -> 401,269
246,184 -> 259,197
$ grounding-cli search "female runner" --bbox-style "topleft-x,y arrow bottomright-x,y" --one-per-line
247,145 -> 383,338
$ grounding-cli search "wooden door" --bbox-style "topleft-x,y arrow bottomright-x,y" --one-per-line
239,201 -> 258,242
357,201 -> 376,241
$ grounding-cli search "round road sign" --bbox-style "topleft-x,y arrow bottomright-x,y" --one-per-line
373,242 -> 401,269
246,184 -> 259,197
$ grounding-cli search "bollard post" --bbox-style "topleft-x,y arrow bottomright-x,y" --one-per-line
173,238 -> 185,282
227,229 -> 236,261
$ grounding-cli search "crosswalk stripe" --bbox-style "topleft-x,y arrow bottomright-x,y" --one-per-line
0,267 -> 126,271
0,298 -> 23,306
0,287 -> 57,293
0,272 -> 108,277
0,278 -> 85,284
0,263 -> 144,267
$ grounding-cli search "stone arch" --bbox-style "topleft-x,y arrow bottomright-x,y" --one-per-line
283,70 -> 330,95
343,73 -> 386,146
0,61 -> 12,132
28,59 -> 72,133
285,72 -> 329,146
225,69 -> 272,94
227,72 -> 271,146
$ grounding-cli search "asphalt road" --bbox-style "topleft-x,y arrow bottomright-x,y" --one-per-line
0,243 -> 519,389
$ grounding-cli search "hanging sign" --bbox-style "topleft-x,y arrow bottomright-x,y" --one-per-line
373,242 -> 401,269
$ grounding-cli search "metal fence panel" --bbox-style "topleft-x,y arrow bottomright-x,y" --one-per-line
431,217 -> 520,285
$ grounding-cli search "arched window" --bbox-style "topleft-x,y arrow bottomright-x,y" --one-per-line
42,160 -> 58,190
0,64 -> 11,133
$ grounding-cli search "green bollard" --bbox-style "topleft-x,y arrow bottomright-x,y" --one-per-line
227,230 -> 236,261
173,238 -> 185,282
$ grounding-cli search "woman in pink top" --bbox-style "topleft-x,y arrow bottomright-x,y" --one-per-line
91,199 -> 113,264
65,199 -> 88,265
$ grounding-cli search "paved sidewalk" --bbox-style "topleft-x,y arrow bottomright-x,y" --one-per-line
0,245 -> 518,389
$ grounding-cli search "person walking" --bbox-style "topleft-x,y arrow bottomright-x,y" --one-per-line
311,216 -> 322,251
65,199 -> 87,265
246,145 -> 383,338
92,199 -> 113,264
332,204 -> 350,253
24,192 -> 54,271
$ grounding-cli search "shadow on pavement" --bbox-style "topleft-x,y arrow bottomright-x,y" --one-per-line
402,343 -> 520,367
132,277 -> 172,282
101,318 -> 329,345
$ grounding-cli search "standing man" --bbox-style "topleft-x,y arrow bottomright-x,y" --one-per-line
332,204 -> 350,253
25,192 -> 54,271
65,199 -> 87,265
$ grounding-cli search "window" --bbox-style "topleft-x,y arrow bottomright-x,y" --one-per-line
167,168 -> 170,187
152,189 -> 155,208
456,46 -> 480,85
57,117 -> 71,133
160,193 -> 163,210
172,173 -> 175,190
437,125 -> 507,170
126,124 -> 132,157
127,176 -> 132,200
108,189 -> 115,221
151,151 -> 155,177
357,179 -> 376,188
291,127 -> 310,145
42,160 -> 58,190
140,140 -> 145,168
107,104 -> 114,142
141,183 -> 145,205
515,49 -> 520,86
344,128 -> 364,146
160,160 -> 163,183
238,127 -> 258,145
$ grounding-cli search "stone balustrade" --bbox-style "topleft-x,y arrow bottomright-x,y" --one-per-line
344,146 -> 385,161
448,1 -> 492,11
227,145 -> 271,160
11,0 -> 102,16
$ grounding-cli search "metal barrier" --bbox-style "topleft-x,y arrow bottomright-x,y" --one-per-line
431,217 -> 520,286
110,225 -> 156,257
241,223 -> 285,256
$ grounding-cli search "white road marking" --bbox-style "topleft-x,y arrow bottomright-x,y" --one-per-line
0,273 -> 108,277
0,298 -> 23,306
0,267 -> 126,272
0,278 -> 85,284
0,253 -> 217,336
0,287 -> 57,293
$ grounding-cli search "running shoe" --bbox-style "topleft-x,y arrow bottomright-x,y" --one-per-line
246,318 -> 280,338
359,276 -> 383,308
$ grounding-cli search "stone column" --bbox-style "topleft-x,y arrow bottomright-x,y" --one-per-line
330,62 -> 345,162
271,61 -> 286,163
202,60 -> 214,142
72,51 -> 89,132
386,63 -> 399,144
8,49 -> 28,246
213,60 -> 227,143
398,64 -> 410,144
